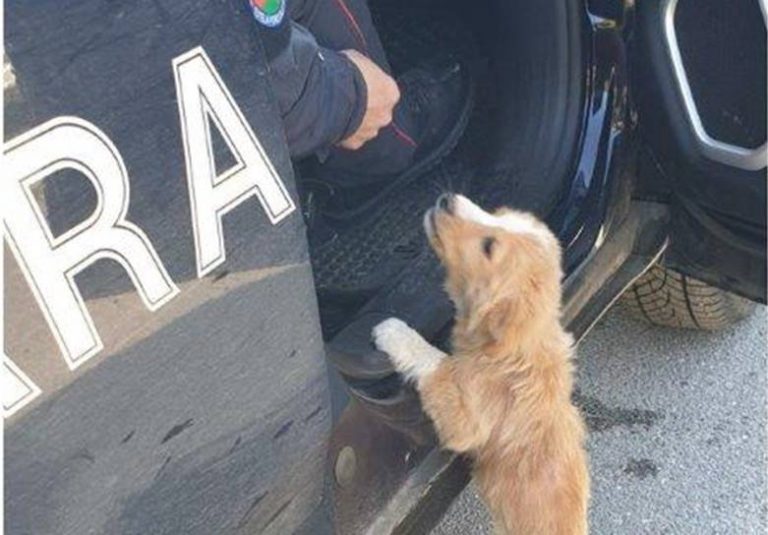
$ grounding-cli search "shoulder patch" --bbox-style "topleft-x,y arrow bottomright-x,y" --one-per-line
250,0 -> 285,28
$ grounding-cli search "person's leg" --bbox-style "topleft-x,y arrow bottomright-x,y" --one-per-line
259,0 -> 472,201
254,2 -> 371,158
286,0 -> 422,179
288,0 -> 391,73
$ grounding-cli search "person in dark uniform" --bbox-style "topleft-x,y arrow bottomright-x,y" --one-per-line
249,0 -> 473,223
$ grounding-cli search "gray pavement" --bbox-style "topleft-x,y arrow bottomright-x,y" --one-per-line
433,304 -> 767,534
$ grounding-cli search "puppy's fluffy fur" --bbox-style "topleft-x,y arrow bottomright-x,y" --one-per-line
374,194 -> 589,535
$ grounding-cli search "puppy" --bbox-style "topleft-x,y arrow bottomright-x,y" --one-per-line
373,194 -> 589,535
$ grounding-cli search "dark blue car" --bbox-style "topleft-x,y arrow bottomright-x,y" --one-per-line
3,0 -> 765,533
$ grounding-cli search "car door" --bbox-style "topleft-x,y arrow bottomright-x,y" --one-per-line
633,0 -> 767,302
3,1 -> 332,533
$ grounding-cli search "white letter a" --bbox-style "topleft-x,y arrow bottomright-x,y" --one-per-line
173,47 -> 295,278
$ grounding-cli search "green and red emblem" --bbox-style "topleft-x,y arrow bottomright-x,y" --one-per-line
250,0 -> 285,27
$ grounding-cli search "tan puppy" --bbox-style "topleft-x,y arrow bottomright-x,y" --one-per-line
373,194 -> 589,535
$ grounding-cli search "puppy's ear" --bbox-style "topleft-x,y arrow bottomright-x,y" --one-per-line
466,297 -> 516,342
483,298 -> 516,342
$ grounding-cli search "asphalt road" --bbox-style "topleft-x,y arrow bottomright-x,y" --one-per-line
433,304 -> 767,534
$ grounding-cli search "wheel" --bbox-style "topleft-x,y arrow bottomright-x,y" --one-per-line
621,265 -> 757,330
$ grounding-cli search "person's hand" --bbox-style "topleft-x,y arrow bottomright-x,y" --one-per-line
339,49 -> 400,150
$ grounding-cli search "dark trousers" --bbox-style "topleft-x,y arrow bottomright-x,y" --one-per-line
288,0 -> 390,73
258,0 -> 417,175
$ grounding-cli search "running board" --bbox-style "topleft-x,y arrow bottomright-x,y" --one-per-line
562,201 -> 670,341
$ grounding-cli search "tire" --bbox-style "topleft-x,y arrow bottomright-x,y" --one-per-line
621,265 -> 757,330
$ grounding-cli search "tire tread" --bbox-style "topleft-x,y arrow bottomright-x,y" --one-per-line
620,265 -> 755,330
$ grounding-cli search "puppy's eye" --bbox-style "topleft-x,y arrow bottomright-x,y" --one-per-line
482,236 -> 496,258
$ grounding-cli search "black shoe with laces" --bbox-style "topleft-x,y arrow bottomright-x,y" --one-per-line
302,60 -> 474,232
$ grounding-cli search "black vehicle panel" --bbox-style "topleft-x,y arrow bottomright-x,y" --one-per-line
633,0 -> 767,301
4,1 -> 331,533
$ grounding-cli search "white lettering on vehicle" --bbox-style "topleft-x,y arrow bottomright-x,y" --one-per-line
2,354 -> 41,418
3,118 -> 180,372
2,46 -> 295,417
173,46 -> 295,278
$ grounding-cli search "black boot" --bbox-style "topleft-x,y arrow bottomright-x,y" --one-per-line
304,61 -> 474,228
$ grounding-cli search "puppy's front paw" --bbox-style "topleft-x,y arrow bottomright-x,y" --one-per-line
373,318 -> 440,382
372,317 -> 416,360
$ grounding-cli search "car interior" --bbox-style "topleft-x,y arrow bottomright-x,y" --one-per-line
299,0 -> 586,342
289,0 -> 766,409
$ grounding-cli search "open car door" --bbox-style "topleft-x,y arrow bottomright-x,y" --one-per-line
634,0 -> 767,303
4,2 -> 332,533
